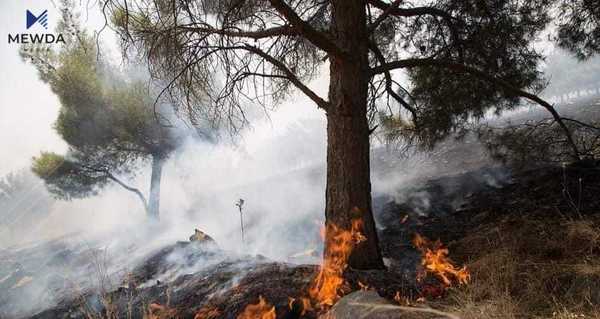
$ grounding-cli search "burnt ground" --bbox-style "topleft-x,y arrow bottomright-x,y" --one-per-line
2,161 -> 600,319
378,163 -> 600,258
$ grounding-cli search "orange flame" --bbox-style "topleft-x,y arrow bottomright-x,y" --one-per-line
237,295 -> 276,319
288,297 -> 313,316
412,233 -> 470,287
309,219 -> 365,308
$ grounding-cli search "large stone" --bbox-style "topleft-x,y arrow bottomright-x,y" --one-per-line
324,291 -> 458,319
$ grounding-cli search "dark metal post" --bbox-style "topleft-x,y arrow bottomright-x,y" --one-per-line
235,198 -> 245,243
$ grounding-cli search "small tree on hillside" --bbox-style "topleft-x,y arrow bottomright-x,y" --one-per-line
102,0 -> 596,269
23,6 -> 179,219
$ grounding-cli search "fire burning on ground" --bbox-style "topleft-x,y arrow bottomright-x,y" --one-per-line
412,233 -> 470,288
391,234 -> 470,306
237,295 -> 276,319
233,225 -> 470,318
233,218 -> 366,318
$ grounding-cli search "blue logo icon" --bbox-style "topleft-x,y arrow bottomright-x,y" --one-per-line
26,10 -> 48,29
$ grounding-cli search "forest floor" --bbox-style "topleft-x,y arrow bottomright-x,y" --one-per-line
1,162 -> 595,319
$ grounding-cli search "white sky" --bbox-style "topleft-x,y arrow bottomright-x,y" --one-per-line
0,1 -> 329,178
0,1 -> 128,177
0,1 -> 68,176
0,1 -> 330,249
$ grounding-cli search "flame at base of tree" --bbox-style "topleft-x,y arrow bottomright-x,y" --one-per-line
412,233 -> 470,287
236,218 -> 365,318
309,218 -> 366,308
206,226 -> 470,318
237,295 -> 276,319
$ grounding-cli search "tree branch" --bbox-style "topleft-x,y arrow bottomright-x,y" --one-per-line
561,118 -> 600,131
370,57 -> 438,75
367,0 -> 456,21
268,0 -> 345,59
178,24 -> 298,39
78,163 -> 149,212
367,0 -> 403,34
242,45 -> 330,111
368,42 -> 417,120
105,173 -> 149,212
367,0 -> 462,58
370,58 -> 582,159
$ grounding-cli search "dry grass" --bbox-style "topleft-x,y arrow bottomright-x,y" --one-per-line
436,214 -> 600,319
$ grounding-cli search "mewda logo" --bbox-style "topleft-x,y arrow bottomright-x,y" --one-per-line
26,10 -> 48,29
7,9 -> 65,44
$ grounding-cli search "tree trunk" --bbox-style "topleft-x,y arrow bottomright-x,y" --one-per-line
324,0 -> 385,270
147,154 -> 164,220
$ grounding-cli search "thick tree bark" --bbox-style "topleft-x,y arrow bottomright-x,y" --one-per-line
324,0 -> 385,270
147,154 -> 164,220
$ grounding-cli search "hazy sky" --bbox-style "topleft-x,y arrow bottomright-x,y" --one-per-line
0,1 -> 329,178
0,1 -> 129,177
0,1 -> 65,176
0,0 -> 329,249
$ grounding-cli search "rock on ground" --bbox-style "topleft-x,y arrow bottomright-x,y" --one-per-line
325,291 -> 457,319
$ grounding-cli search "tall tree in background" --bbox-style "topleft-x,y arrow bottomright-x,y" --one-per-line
103,0 -> 590,269
22,6 -> 179,219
